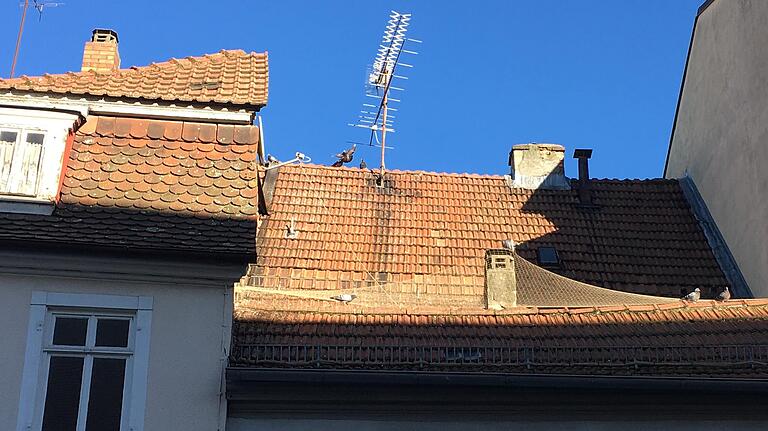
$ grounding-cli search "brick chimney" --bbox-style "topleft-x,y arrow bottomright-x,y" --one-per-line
508,143 -> 570,190
81,29 -> 120,73
485,249 -> 517,310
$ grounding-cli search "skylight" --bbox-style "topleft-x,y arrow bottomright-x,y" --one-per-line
537,246 -> 560,267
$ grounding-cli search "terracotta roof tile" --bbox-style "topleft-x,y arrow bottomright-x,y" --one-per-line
231,300 -> 768,377
0,50 -> 268,107
249,164 -> 729,299
0,116 -> 260,256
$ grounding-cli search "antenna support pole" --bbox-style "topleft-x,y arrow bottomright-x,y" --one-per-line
10,0 -> 30,78
380,84 -> 388,176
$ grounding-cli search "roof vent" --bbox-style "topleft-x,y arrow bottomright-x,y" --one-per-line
81,28 -> 120,73
508,143 -> 570,190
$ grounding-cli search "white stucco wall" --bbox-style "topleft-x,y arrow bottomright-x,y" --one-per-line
665,0 -> 768,297
0,250 -> 238,431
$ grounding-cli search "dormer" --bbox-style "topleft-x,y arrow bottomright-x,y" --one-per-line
0,107 -> 81,214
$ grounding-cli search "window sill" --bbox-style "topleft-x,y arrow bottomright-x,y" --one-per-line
0,196 -> 54,215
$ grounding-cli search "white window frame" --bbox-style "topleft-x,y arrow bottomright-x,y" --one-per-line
16,292 -> 153,431
0,107 -> 80,214
0,127 -> 48,197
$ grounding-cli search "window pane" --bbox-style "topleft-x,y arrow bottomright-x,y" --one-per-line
85,358 -> 126,431
41,356 -> 84,431
52,317 -> 88,346
95,318 -> 130,347
26,132 -> 45,145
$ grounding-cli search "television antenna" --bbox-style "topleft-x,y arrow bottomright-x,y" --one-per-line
347,11 -> 420,177
10,0 -> 65,78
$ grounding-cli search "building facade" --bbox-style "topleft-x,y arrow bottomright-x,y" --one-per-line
665,0 -> 768,297
0,30 -> 268,431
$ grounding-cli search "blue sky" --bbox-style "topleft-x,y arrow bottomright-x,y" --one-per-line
0,0 -> 702,178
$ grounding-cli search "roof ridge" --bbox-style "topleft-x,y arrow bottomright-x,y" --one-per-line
282,163 -> 507,179
0,49 -> 266,80
280,163 -> 680,183
234,299 -> 768,318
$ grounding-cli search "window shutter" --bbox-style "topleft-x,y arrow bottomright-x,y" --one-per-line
9,132 -> 44,196
0,131 -> 18,193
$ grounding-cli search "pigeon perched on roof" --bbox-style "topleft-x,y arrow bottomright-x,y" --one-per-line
717,286 -> 731,302
266,154 -> 279,165
683,288 -> 701,302
332,144 -> 356,167
359,159 -> 367,169
501,239 -> 515,250
332,293 -> 357,303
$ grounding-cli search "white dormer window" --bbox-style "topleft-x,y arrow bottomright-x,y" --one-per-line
0,107 -> 81,214
0,128 -> 46,196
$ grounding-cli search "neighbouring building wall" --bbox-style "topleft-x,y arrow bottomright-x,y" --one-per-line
665,0 -> 768,297
0,250 -> 237,431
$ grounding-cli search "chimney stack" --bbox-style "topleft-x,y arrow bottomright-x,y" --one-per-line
81,29 -> 120,73
485,249 -> 517,310
573,148 -> 593,205
508,143 -> 570,190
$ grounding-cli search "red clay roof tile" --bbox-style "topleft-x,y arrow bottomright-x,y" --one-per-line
0,116 -> 260,255
0,50 -> 268,107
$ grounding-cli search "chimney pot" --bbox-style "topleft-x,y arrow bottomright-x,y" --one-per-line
573,148 -> 594,205
81,28 -> 120,73
508,143 -> 570,190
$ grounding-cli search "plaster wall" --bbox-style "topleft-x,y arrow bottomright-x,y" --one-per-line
0,252 -> 235,431
666,0 -> 768,296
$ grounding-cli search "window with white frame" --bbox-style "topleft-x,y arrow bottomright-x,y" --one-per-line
0,128 -> 46,196
41,312 -> 133,431
17,293 -> 152,431
0,107 -> 80,211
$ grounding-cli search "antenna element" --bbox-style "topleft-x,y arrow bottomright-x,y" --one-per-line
347,11 -> 420,177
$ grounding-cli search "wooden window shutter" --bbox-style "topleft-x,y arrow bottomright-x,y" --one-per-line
0,130 -> 19,193
13,132 -> 45,196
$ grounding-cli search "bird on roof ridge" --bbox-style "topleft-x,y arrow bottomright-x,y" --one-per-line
332,144 -> 356,167
717,286 -> 731,302
332,294 -> 357,303
683,288 -> 701,302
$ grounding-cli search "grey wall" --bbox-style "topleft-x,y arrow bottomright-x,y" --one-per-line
0,250 -> 239,431
666,0 -> 768,297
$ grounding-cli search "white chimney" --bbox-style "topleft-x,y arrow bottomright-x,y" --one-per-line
508,143 -> 570,190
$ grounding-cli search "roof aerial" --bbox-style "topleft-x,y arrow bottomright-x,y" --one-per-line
346,11 -> 421,177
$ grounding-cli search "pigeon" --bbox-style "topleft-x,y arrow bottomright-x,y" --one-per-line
501,239 -> 515,250
683,287 -> 701,302
717,286 -> 731,302
359,159 -> 367,169
332,144 -> 356,167
332,293 -> 357,303
266,154 -> 279,165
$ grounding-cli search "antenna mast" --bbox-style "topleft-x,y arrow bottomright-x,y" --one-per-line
348,11 -> 420,177
10,0 -> 65,78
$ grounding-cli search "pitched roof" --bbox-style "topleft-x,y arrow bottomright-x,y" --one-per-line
251,164 -> 728,298
0,50 -> 268,108
231,299 -> 768,378
230,163 -> 754,378
0,116 -> 259,256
